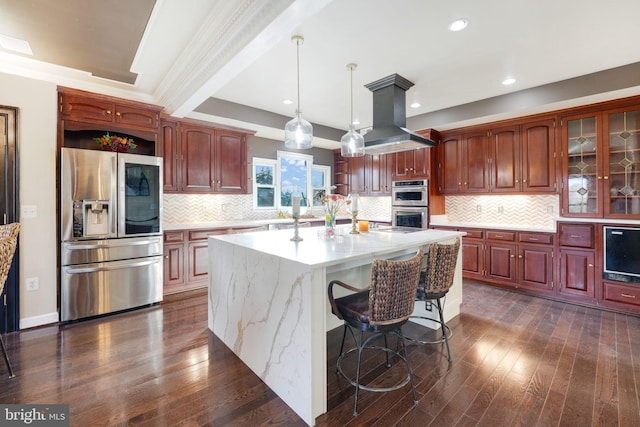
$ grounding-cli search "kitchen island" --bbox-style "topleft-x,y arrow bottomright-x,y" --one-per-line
207,226 -> 464,425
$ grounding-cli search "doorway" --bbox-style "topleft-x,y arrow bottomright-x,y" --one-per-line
0,106 -> 20,333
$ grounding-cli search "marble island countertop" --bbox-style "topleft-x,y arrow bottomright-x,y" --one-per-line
209,226 -> 463,268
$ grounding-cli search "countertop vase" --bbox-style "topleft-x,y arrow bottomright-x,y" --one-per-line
325,214 -> 336,239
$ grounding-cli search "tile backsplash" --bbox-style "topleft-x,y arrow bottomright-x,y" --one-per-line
163,193 -> 559,229
443,194 -> 560,230
163,194 -> 392,224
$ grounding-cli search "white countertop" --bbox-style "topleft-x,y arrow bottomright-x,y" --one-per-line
208,226 -> 463,268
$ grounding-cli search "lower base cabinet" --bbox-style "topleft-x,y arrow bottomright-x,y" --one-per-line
557,248 -> 596,301
434,222 -> 640,316
163,226 -> 265,294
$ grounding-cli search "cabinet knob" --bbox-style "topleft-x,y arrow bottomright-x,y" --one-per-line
515,179 -> 519,183
518,255 -> 523,259
588,263 -> 594,268
604,176 -> 609,180
510,254 -> 515,258
116,111 -> 121,116
597,176 -> 602,180
106,110 -> 112,115
522,179 -> 527,183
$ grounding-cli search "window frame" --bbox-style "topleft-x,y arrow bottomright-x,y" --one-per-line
252,157 -> 278,209
252,152 -> 331,211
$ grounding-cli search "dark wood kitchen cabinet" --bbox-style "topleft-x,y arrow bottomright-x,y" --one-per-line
484,231 -> 517,285
437,129 -> 490,193
439,225 -> 554,294
460,228 -> 484,280
517,232 -> 554,294
164,226 -> 267,294
160,117 -> 249,194
561,106 -> 640,219
557,222 -> 596,302
338,152 -> 392,196
59,87 -> 160,131
392,148 -> 429,180
438,118 -> 556,195
520,119 -> 557,192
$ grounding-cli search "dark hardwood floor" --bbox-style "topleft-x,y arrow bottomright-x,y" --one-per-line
1,281 -> 639,426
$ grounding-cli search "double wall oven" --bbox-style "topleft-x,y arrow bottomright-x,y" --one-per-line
391,179 -> 429,229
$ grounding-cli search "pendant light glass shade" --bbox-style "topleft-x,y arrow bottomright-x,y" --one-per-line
284,36 -> 313,149
341,125 -> 365,157
340,63 -> 365,157
285,110 -> 313,149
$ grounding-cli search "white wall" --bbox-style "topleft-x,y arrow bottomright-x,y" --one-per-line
0,72 -> 59,328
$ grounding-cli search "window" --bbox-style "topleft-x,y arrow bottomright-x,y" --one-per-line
252,152 -> 331,210
253,158 -> 277,209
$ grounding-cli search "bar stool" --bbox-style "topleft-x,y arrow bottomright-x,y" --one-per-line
407,238 -> 460,362
328,249 -> 424,416
0,222 -> 20,378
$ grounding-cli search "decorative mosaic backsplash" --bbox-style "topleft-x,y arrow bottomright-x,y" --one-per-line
162,194 -> 392,224
444,194 -> 560,230
163,193 -> 559,229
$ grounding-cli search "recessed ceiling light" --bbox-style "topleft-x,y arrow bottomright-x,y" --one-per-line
283,99 -> 293,105
410,102 -> 421,109
502,78 -> 516,86
448,19 -> 468,32
0,34 -> 33,55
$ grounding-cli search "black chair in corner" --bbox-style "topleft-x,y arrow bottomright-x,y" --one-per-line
0,222 -> 20,378
328,249 -> 424,416
407,238 -> 460,362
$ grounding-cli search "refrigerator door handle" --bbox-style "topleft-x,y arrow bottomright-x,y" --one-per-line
65,257 -> 161,274
65,239 -> 161,251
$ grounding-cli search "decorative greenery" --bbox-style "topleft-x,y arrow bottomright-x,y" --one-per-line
94,133 -> 137,152
323,193 -> 350,221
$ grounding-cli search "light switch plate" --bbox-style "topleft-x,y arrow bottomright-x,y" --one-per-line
21,205 -> 37,218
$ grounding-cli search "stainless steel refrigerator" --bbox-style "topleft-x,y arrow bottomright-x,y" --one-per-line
60,147 -> 163,322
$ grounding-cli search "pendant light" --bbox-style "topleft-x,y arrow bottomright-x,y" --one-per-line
284,35 -> 313,149
340,63 -> 365,157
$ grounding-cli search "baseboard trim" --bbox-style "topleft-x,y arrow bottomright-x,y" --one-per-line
20,312 -> 59,330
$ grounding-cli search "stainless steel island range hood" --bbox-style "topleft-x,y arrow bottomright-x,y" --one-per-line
363,73 -> 436,155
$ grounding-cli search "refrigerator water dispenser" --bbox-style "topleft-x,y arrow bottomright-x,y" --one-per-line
82,200 -> 110,237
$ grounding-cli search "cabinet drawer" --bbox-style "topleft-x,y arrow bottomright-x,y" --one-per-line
603,282 -> 640,307
189,228 -> 227,241
164,231 -> 184,243
558,223 -> 594,248
486,231 -> 516,241
519,232 -> 553,245
460,229 -> 483,239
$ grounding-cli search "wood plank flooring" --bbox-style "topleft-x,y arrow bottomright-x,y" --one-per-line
1,281 -> 639,426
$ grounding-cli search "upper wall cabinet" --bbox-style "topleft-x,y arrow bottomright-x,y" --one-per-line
59,87 -> 161,132
561,106 -> 640,218
438,118 -> 557,195
392,148 -> 430,181
58,87 -> 161,155
160,117 -> 249,194
337,152 -> 393,196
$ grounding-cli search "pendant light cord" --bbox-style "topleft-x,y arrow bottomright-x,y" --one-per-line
294,36 -> 303,114
347,63 -> 357,127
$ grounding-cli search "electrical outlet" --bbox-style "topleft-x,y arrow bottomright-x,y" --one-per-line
476,205 -> 482,213
26,277 -> 39,291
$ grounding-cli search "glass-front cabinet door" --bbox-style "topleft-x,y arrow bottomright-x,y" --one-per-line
605,108 -> 640,217
562,113 -> 602,216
